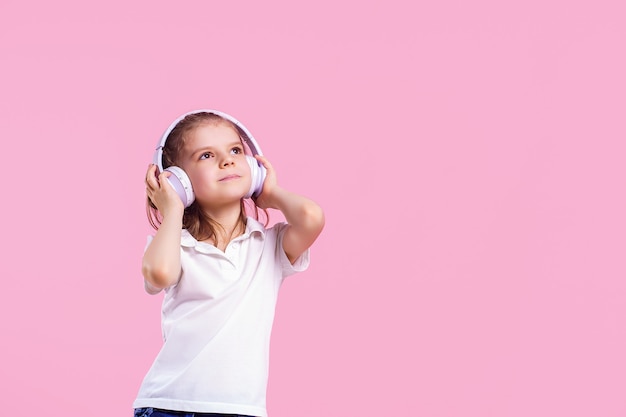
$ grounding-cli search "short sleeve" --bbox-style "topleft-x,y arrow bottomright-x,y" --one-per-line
142,235 -> 163,295
274,222 -> 310,278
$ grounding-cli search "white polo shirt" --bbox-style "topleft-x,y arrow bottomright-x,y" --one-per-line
134,217 -> 309,417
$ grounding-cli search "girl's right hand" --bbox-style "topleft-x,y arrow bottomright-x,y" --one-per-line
145,164 -> 185,219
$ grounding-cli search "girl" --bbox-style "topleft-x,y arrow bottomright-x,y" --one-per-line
133,110 -> 324,417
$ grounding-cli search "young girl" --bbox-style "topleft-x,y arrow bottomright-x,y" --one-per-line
133,110 -> 324,417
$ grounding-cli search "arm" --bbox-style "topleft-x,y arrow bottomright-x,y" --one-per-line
142,164 -> 185,291
254,156 -> 325,264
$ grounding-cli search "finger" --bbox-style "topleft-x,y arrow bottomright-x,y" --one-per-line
255,154 -> 272,169
146,163 -> 158,176
146,165 -> 159,188
157,171 -> 173,190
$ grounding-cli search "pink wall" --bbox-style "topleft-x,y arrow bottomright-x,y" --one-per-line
1,1 -> 625,416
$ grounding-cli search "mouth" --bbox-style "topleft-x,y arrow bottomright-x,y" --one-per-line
219,174 -> 241,182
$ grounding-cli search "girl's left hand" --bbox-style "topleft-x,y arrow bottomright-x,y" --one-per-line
253,155 -> 280,210
253,155 -> 325,264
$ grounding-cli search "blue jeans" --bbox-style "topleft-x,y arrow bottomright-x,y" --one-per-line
134,408 -> 255,417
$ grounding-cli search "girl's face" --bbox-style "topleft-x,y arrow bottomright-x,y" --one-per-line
180,122 -> 252,208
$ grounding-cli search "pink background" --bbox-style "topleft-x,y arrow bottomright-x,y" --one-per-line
1,1 -> 625,416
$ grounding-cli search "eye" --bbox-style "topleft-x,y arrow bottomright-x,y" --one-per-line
231,146 -> 243,155
199,152 -> 214,160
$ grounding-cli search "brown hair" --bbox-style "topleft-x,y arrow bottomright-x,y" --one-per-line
146,112 -> 268,245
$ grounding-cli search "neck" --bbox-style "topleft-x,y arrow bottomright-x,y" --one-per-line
201,201 -> 246,249
204,201 -> 243,228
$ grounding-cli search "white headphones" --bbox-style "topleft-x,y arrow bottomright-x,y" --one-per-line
153,109 -> 267,207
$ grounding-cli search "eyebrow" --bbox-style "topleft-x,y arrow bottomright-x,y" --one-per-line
189,141 -> 244,158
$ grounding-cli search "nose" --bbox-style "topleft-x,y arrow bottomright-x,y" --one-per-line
220,153 -> 234,167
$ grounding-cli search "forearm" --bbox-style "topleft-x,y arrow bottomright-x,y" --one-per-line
252,155 -> 324,262
270,187 -> 325,262
142,214 -> 183,289
271,188 -> 322,228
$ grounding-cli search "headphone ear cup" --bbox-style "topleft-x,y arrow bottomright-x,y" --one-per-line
246,156 -> 267,198
164,166 -> 195,208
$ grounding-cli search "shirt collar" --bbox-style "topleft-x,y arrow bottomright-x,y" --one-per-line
181,216 -> 266,250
